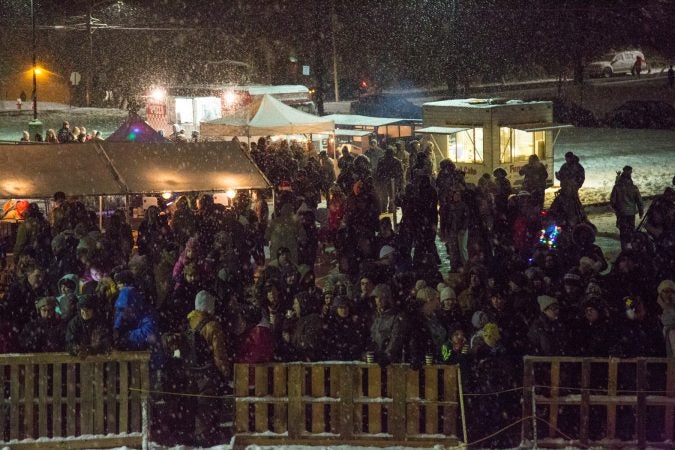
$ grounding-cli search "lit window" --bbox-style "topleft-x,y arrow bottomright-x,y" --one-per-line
195,97 -> 222,123
499,128 -> 547,163
449,128 -> 483,163
175,98 -> 194,124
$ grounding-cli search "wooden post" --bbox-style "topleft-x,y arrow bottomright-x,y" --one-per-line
406,368 -> 420,435
636,358 -> 647,449
10,365 -> 20,440
339,364 -> 355,439
272,365 -> 288,434
442,366 -> 458,436
425,365 -> 439,434
287,365 -> 304,438
548,360 -> 560,438
367,365 -> 382,434
311,366 -> 326,433
521,357 -> 534,443
52,363 -> 63,437
254,365 -> 268,433
607,358 -> 618,440
24,364 -> 35,438
0,366 -> 5,441
665,359 -> 675,441
66,364 -> 77,436
80,361 -> 94,435
457,366 -> 468,445
580,359 -> 591,446
234,364 -> 250,433
38,364 -> 48,437
389,364 -> 406,440
119,362 -> 129,433
105,362 -> 118,434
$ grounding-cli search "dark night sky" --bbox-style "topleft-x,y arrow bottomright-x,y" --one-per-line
0,0 -> 674,98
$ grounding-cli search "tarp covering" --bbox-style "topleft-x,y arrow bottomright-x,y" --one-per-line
101,141 -> 270,193
200,94 -> 334,137
415,126 -> 471,134
0,141 -> 270,198
322,114 -> 414,128
106,112 -> 169,143
0,143 -> 121,198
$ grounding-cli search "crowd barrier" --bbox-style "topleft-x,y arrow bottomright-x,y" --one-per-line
0,351 -> 150,449
522,356 -> 675,449
232,362 -> 460,448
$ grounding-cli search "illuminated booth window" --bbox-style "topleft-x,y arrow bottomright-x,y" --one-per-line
499,127 -> 546,163
448,128 -> 483,163
175,98 -> 194,124
195,97 -> 221,123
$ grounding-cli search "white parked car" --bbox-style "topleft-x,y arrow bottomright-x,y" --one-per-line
585,50 -> 649,78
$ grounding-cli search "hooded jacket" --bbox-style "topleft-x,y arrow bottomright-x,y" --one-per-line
186,309 -> 231,379
113,287 -> 159,351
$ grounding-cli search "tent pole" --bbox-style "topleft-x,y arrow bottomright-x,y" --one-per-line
98,195 -> 103,231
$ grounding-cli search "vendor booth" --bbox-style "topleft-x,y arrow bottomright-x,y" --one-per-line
322,114 -> 422,153
0,141 -> 270,233
200,94 -> 334,152
417,98 -> 572,187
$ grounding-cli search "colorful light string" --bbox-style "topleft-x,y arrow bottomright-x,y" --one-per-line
538,224 -> 561,250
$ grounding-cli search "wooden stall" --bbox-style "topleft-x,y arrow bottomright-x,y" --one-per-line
0,352 -> 151,449
233,362 -> 460,448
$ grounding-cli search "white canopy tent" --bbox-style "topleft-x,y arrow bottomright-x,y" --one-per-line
200,94 -> 334,138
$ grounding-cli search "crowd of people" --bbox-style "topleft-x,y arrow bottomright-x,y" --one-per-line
18,121 -> 105,143
1,133 -> 674,445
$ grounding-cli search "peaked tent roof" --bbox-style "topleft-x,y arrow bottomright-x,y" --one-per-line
0,143 -> 122,198
106,112 -> 169,143
102,141 -> 270,193
200,94 -> 334,137
0,141 -> 269,198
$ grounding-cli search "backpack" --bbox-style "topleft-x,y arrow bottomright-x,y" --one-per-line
182,318 -> 215,370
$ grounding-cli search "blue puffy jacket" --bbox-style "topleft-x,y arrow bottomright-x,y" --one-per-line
114,287 -> 159,351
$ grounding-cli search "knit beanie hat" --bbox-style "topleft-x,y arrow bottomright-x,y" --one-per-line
35,296 -> 58,312
537,295 -> 558,313
440,286 -> 456,302
416,286 -> 439,303
482,323 -> 501,345
658,279 -> 675,295
472,310 -> 489,330
195,290 -> 216,315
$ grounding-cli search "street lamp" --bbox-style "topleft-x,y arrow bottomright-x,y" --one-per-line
28,0 -> 43,140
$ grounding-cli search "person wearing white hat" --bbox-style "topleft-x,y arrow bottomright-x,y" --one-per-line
527,295 -> 566,355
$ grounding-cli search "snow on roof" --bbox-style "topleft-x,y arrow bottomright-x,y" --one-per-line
415,126 -> 471,134
424,98 -> 551,109
334,129 -> 374,137
322,114 -> 416,127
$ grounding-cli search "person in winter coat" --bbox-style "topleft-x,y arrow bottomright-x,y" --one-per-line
234,302 -> 275,364
19,297 -> 66,352
364,139 -> 385,174
287,291 -> 324,361
556,152 -> 585,196
610,166 -> 644,251
657,279 -> 675,357
394,141 -> 410,185
569,296 -> 612,356
103,209 -> 134,267
317,150 -> 336,202
324,296 -> 364,361
519,154 -> 548,211
13,202 -> 53,268
370,283 -> 407,365
374,146 -> 404,213
57,121 -> 74,143
337,145 -> 355,172
184,290 -> 231,446
610,297 -> 665,357
442,189 -> 470,272
266,203 -> 307,266
527,295 -> 567,356
56,273 -> 79,322
5,266 -> 51,326
113,287 -> 163,367
66,294 -> 112,356
169,195 -> 196,250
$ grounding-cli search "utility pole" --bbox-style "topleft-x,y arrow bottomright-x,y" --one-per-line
331,1 -> 339,102
86,5 -> 93,107
28,0 -> 43,139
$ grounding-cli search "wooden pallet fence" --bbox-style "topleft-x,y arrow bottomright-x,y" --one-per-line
0,351 -> 150,449
233,362 -> 460,448
522,356 -> 675,449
